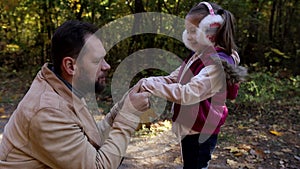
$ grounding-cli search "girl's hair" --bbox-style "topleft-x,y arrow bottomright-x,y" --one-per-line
187,2 -> 237,55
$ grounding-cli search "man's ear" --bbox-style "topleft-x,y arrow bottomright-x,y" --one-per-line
61,57 -> 76,76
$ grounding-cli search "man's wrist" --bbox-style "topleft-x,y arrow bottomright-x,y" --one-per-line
114,111 -> 140,130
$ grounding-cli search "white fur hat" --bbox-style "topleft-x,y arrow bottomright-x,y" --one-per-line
197,2 -> 224,46
182,2 -> 224,51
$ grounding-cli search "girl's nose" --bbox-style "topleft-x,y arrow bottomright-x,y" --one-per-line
187,33 -> 194,41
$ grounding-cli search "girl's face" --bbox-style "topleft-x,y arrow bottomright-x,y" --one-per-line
183,15 -> 201,51
183,14 -> 211,52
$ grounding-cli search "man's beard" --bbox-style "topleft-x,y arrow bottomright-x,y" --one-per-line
74,70 -> 107,95
95,80 -> 106,94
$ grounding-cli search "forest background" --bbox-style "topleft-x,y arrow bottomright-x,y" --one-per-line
0,0 -> 299,168
1,0 -> 299,104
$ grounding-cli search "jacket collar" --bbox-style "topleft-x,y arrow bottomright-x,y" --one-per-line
49,64 -> 85,99
41,63 -> 101,149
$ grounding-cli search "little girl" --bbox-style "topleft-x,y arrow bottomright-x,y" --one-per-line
140,2 -> 247,169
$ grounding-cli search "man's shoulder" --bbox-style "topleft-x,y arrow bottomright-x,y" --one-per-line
17,88 -> 77,129
18,76 -> 71,118
39,90 -> 63,109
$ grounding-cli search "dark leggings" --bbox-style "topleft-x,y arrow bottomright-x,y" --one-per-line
181,134 -> 218,169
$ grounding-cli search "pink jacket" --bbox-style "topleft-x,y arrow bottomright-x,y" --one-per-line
141,47 -> 240,136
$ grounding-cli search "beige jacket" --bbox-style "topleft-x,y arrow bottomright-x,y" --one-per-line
0,63 -> 137,169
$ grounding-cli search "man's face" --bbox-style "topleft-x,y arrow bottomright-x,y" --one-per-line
74,35 -> 111,94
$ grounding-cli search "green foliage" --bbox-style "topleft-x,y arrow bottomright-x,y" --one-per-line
0,0 -> 299,110
1,0 -> 299,74
236,70 -> 300,105
237,72 -> 278,103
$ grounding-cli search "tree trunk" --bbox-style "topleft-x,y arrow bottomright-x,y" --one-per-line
277,0 -> 283,49
269,0 -> 276,41
128,0 -> 146,55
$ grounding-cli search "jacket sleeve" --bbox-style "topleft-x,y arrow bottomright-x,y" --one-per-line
95,111 -> 139,169
141,65 -> 225,105
29,107 -> 136,169
96,103 -> 120,146
145,66 -> 181,84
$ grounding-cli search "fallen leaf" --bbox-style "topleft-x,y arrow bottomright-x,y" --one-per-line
226,159 -> 238,168
249,118 -> 255,122
269,130 -> 283,136
254,149 -> 265,158
238,124 -> 247,129
0,115 -> 9,119
238,144 -> 252,151
0,107 -> 5,114
224,146 -> 236,152
250,149 -> 265,158
274,151 -> 284,156
294,155 -> 300,161
288,129 -> 297,133
281,148 -> 292,153
174,157 -> 182,164
211,154 -> 218,159
233,152 -> 244,157
225,145 -> 249,157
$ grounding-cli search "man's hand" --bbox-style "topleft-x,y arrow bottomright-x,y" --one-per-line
113,82 -> 151,130
122,83 -> 150,115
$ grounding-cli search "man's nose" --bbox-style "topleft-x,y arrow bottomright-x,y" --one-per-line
101,60 -> 111,71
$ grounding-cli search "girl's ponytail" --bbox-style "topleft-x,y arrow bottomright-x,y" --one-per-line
215,9 -> 237,54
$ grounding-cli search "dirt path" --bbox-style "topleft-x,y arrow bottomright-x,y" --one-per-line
118,100 -> 300,169
1,100 -> 300,169
1,106 -> 299,169
118,129 -> 231,169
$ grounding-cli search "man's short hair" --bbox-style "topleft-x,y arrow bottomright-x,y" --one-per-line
51,20 -> 98,75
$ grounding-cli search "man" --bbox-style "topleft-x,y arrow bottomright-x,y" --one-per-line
0,20 -> 150,169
